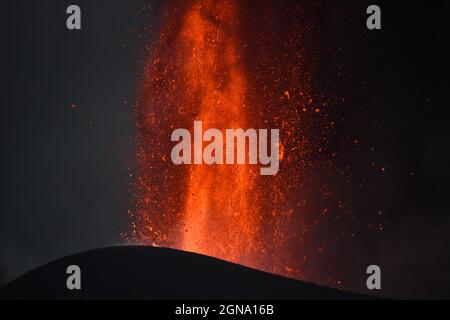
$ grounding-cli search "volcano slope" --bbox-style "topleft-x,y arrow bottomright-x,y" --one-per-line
0,246 -> 371,300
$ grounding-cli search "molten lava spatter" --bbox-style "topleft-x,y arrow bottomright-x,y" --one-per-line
134,0 -> 262,268
178,2 -> 262,266
132,0 -> 352,286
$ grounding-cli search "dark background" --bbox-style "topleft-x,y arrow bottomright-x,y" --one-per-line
1,0 -> 449,299
0,0 -> 150,287
337,1 -> 450,298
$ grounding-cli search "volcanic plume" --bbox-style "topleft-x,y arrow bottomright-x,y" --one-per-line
131,0 -> 352,286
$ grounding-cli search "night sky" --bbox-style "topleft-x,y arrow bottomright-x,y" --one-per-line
1,0 -> 450,299
1,0 -> 148,285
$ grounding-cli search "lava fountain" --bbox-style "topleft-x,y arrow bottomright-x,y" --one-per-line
132,0 -> 348,284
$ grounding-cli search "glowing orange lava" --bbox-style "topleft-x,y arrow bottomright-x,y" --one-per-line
178,1 -> 261,266
132,0 -> 349,285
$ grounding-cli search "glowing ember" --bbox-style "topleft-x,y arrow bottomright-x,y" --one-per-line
131,0 -> 351,286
